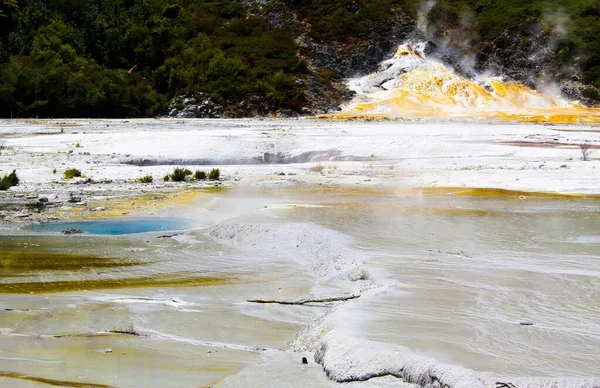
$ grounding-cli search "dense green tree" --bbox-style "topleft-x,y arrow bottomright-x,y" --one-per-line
0,0 -> 17,17
1,0 -> 600,117
0,0 -> 309,117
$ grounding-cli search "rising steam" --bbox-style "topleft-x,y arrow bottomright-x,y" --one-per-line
417,0 -> 438,34
335,43 -> 600,124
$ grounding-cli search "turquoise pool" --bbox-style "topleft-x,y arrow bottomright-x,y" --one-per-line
28,218 -> 189,235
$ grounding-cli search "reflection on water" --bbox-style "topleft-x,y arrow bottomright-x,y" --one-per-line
1,187 -> 599,385
281,189 -> 600,377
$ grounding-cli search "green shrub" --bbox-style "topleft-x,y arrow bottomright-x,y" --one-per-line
137,175 -> 153,183
63,168 -> 82,179
0,170 -> 19,190
310,164 -> 324,173
582,87 -> 600,101
317,68 -> 341,83
163,174 -> 170,182
169,167 -> 192,182
208,168 -> 220,180
194,170 -> 207,180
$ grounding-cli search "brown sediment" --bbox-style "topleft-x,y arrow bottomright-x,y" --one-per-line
491,111 -> 600,125
496,140 -> 600,149
16,119 -> 80,127
0,371 -> 111,387
0,272 -> 233,294
549,127 -> 600,133
1,249 -> 147,276
257,185 -> 600,200
409,187 -> 600,200
403,206 -> 499,217
251,185 -> 394,197
312,114 -> 390,121
316,112 -> 600,125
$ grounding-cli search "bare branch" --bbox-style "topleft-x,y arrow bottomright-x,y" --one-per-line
247,294 -> 360,305
580,142 -> 593,161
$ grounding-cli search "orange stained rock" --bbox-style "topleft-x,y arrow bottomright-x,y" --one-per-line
328,46 -> 600,124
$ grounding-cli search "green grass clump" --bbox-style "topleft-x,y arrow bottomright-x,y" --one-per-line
167,167 -> 193,182
63,168 -> 82,179
194,170 -> 207,180
0,170 -> 19,191
310,164 -> 324,173
137,175 -> 153,183
208,168 -> 220,180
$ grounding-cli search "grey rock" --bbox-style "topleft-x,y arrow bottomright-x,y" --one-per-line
62,228 -> 85,235
168,92 -> 227,118
68,193 -> 82,203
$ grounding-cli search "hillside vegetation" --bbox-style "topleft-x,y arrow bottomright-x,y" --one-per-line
0,0 -> 599,118
0,0 -> 307,117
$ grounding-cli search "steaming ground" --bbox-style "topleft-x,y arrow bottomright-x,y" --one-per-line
1,118 -> 599,204
1,118 -> 600,387
337,43 -> 600,124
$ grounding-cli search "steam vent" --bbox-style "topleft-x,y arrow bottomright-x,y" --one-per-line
333,43 -> 600,124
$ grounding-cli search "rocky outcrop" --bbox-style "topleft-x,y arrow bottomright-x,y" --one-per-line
428,22 -> 600,106
296,13 -> 417,78
243,2 -> 416,114
168,93 -> 226,118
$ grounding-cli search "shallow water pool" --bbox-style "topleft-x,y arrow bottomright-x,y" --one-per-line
28,218 -> 189,235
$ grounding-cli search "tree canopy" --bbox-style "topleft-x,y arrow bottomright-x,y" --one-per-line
0,0 -> 308,117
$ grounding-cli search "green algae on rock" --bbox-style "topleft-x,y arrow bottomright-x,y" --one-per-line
0,371 -> 112,388
1,249 -> 146,277
0,272 -> 233,294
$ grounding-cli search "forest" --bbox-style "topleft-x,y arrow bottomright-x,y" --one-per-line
1,0 -> 599,118
0,0 -> 308,117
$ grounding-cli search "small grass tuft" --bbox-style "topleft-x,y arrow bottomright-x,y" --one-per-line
0,170 -> 19,191
63,168 -> 82,179
169,167 -> 192,182
194,170 -> 207,180
310,164 -> 324,173
208,168 -> 220,180
137,175 -> 153,183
